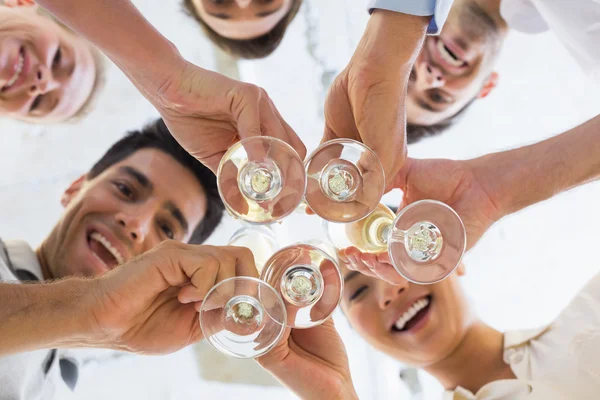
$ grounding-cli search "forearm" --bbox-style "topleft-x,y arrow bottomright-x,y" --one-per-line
472,114 -> 600,217
351,10 -> 428,81
35,0 -> 186,94
0,280 -> 93,356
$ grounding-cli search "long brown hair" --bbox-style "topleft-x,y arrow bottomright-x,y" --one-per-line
182,0 -> 303,59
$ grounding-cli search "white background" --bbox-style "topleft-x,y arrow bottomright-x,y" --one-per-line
1,0 -> 599,399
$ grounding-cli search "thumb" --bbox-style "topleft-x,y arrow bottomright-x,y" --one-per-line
390,157 -> 414,191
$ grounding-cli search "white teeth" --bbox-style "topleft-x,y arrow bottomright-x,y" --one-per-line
90,232 -> 126,266
394,297 -> 430,331
437,40 -> 464,67
5,53 -> 24,89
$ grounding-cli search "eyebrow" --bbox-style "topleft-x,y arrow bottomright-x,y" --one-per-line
119,166 -> 153,190
256,7 -> 282,17
165,202 -> 189,234
344,271 -> 360,283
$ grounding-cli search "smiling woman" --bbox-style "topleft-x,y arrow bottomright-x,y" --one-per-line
183,0 -> 303,59
0,2 -> 104,124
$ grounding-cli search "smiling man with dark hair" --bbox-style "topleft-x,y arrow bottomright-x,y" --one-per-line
0,118 -> 225,398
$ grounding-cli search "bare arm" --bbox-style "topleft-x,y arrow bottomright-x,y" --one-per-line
0,242 -> 257,357
35,0 -> 183,95
0,280 -> 91,356
34,0 -> 307,172
472,114 -> 600,217
323,10 -> 429,185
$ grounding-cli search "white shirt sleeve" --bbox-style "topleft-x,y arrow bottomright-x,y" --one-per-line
500,0 -> 600,77
367,0 -> 455,34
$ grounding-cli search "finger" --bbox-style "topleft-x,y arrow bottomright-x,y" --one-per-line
223,245 -> 259,278
177,254 -> 220,303
268,97 -> 307,159
391,157 -> 414,191
219,159 -> 250,217
234,85 -> 263,139
342,248 -> 378,279
360,253 -> 406,285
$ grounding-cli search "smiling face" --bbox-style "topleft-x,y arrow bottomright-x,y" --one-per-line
42,149 -> 207,279
191,0 -> 292,40
0,5 -> 96,123
340,263 -> 473,367
406,0 -> 507,126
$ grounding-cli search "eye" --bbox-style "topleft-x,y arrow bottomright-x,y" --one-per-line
114,182 -> 134,200
210,0 -> 230,4
349,285 -> 368,302
52,46 -> 62,69
429,89 -> 451,104
30,95 -> 42,112
159,222 -> 174,240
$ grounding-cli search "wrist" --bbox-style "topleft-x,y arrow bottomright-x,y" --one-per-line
351,9 -> 428,77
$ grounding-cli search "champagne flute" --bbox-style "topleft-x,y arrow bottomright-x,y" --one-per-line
199,226 -> 285,359
324,200 -> 466,284
304,139 -> 385,223
217,137 -> 307,224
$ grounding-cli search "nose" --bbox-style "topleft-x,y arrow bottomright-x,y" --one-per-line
377,279 -> 409,309
416,62 -> 445,89
235,0 -> 252,8
115,212 -> 150,243
28,65 -> 59,96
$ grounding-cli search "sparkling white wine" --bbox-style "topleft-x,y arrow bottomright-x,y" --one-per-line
326,203 -> 396,253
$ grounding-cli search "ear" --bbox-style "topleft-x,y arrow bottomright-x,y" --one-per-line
61,175 -> 86,207
477,72 -> 499,99
456,262 -> 466,276
4,0 -> 38,10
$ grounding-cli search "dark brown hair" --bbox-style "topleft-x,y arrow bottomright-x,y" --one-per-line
182,0 -> 303,59
406,98 -> 476,144
88,119 -> 224,245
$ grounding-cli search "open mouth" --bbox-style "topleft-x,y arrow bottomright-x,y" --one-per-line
1,47 -> 25,93
87,230 -> 125,270
391,295 -> 432,333
436,40 -> 467,68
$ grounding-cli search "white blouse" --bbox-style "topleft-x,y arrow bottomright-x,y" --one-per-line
445,271 -> 600,399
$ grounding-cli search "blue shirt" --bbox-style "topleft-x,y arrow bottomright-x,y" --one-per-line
367,0 -> 455,34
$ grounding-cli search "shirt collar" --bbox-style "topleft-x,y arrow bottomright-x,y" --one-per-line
4,240 -> 44,281
504,325 -> 551,349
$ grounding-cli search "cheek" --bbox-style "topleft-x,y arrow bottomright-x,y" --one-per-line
349,306 -> 381,338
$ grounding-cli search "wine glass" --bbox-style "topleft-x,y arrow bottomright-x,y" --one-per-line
200,276 -> 287,359
324,200 -> 466,284
304,139 -> 385,223
260,243 -> 343,328
217,137 -> 307,224
199,226 -> 285,359
228,225 -> 278,271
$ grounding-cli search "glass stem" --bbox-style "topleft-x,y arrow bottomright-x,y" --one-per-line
281,265 -> 324,307
388,229 -> 406,244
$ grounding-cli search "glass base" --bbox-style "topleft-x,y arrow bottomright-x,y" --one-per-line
217,137 -> 306,224
389,200 -> 466,284
304,139 -> 384,223
261,244 -> 342,328
200,277 -> 287,359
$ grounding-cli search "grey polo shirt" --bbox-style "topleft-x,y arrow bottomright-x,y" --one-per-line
0,239 -> 79,400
